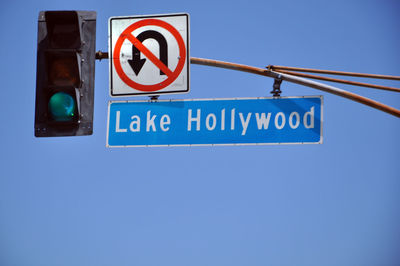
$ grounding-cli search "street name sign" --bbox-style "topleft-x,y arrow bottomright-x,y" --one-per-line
106,96 -> 323,147
109,13 -> 189,97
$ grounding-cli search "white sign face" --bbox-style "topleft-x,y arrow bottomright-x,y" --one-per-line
109,13 -> 189,97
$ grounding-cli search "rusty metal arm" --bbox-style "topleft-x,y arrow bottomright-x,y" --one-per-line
270,70 -> 400,118
270,69 -> 400,93
268,65 -> 400,80
95,52 -> 400,118
190,57 -> 400,118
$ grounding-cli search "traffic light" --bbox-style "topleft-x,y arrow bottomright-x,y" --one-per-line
35,11 -> 96,137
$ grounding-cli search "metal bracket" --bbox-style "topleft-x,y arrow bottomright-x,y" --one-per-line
95,51 -> 109,61
149,95 -> 159,102
271,75 -> 282,97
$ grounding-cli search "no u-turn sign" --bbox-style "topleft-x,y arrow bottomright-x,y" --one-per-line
109,13 -> 189,97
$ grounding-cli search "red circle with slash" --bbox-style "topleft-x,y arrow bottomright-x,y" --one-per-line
113,19 -> 186,92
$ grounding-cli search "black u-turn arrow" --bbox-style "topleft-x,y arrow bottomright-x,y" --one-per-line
128,30 -> 168,76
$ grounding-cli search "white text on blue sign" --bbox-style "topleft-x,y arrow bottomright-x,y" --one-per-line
107,97 -> 323,147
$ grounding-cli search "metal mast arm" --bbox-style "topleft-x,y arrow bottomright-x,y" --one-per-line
190,57 -> 400,118
268,65 -> 400,80
96,52 -> 400,118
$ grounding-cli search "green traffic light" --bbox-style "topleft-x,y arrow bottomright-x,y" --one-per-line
48,92 -> 77,121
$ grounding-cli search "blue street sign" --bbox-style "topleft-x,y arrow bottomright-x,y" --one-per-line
107,96 -> 323,147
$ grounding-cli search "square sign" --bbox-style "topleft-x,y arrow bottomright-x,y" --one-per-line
109,13 -> 190,97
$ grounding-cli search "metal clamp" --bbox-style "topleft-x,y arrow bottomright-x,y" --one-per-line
149,95 -> 159,101
271,75 -> 282,97
95,51 -> 109,61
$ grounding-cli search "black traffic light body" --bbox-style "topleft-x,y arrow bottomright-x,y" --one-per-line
35,11 -> 96,137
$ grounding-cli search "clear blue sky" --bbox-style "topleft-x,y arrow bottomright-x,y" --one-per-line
1,0 -> 399,265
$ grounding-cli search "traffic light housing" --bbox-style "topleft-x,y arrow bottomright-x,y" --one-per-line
35,11 -> 96,137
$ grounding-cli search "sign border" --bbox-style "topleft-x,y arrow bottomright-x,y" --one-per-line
106,96 -> 324,148
108,13 -> 190,97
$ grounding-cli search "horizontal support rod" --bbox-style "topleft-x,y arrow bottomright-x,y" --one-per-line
95,52 -> 400,118
190,57 -> 400,118
272,69 -> 400,93
270,70 -> 400,118
190,57 -> 274,78
268,65 -> 400,80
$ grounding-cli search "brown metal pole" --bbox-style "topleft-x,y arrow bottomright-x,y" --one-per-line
94,53 -> 400,118
190,57 -> 273,78
270,70 -> 400,118
268,65 -> 400,81
272,69 -> 400,93
190,57 -> 400,118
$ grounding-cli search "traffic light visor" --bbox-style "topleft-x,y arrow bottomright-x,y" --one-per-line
45,11 -> 81,49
